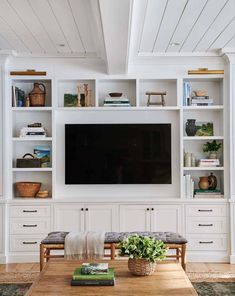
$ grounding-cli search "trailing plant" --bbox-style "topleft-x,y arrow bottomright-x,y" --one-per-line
203,140 -> 222,153
118,234 -> 167,263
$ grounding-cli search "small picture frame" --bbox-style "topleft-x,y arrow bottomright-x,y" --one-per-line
195,122 -> 214,136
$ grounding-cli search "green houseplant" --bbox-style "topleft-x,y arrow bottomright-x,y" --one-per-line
203,140 -> 222,159
118,234 -> 167,276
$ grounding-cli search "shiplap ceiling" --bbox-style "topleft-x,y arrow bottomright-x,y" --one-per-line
135,0 -> 235,56
0,0 -> 234,72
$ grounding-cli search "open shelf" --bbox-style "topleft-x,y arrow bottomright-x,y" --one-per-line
12,137 -> 52,141
183,167 -> 224,171
183,136 -> 224,141
12,107 -> 52,111
12,168 -> 52,172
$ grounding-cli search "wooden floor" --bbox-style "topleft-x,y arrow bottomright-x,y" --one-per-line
0,262 -> 235,273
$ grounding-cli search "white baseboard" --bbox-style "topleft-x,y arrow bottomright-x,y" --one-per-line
187,254 -> 229,263
230,255 -> 235,264
7,254 -> 39,263
0,254 -> 6,264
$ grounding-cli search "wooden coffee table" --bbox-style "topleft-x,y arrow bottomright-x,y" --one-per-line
26,260 -> 197,296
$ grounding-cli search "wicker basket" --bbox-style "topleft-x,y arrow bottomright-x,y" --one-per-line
128,258 -> 156,276
15,182 -> 41,198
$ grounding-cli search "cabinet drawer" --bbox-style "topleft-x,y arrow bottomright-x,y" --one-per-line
187,234 -> 227,251
186,205 -> 226,217
186,217 -> 227,233
10,206 -> 50,218
10,218 -> 50,234
10,235 -> 44,252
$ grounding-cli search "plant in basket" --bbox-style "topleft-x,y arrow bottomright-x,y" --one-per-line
118,234 -> 167,276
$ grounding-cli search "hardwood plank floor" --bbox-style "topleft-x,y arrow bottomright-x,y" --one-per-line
0,262 -> 234,273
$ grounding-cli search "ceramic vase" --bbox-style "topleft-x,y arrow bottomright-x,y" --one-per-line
198,177 -> 209,190
185,119 -> 197,136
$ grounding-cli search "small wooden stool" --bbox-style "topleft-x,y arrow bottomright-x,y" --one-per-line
146,92 -> 166,106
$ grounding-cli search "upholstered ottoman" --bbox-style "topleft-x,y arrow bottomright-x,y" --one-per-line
40,231 -> 187,271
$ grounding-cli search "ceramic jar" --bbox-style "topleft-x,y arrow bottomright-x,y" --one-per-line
198,177 -> 210,190
185,119 -> 197,136
208,173 -> 217,190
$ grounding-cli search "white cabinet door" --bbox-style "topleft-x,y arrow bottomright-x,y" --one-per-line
54,204 -> 85,232
151,205 -> 182,233
85,204 -> 118,232
119,205 -> 151,232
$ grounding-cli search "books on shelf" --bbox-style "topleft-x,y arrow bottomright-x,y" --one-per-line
12,86 -> 25,107
194,189 -> 223,199
71,264 -> 115,286
183,174 -> 194,199
19,127 -> 47,138
103,96 -> 131,107
198,159 -> 220,167
183,82 -> 191,106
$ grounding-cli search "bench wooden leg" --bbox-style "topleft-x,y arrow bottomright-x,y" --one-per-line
176,247 -> 179,261
181,243 -> 186,271
111,243 -> 115,260
40,243 -> 44,271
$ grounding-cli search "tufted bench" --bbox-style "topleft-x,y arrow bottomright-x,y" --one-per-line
40,231 -> 187,271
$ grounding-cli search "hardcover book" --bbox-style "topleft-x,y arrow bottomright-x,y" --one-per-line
72,267 -> 114,281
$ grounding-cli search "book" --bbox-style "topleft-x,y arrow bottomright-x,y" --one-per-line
103,103 -> 131,107
194,189 -> 221,193
72,267 -> 114,281
34,146 -> 51,168
81,263 -> 108,274
194,194 -> 223,199
192,96 -> 210,100
71,279 -> 115,286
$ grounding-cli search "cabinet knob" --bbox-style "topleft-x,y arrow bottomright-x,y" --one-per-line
86,208 -> 88,211
81,208 -> 84,211
151,208 -> 154,211
146,208 -> 150,211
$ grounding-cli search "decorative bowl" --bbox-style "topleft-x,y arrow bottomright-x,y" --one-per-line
15,182 -> 41,197
109,92 -> 122,97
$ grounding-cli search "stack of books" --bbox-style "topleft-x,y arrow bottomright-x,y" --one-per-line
191,96 -> 213,106
19,123 -> 47,138
183,82 -> 191,106
198,159 -> 220,167
183,174 -> 194,199
12,86 -> 25,107
71,263 -> 115,286
103,97 -> 131,107
194,189 -> 223,199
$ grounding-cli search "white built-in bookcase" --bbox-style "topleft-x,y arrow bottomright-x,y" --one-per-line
6,75 -> 226,201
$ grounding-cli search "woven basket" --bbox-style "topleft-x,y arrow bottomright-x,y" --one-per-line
128,258 -> 156,276
15,182 -> 41,198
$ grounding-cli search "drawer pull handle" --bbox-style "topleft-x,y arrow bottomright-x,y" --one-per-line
198,209 -> 213,212
23,224 -> 37,227
23,210 -> 38,213
199,241 -> 213,244
23,241 -> 37,245
198,224 -> 213,227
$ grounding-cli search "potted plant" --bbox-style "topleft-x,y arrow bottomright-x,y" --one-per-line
203,140 -> 222,159
118,234 -> 167,276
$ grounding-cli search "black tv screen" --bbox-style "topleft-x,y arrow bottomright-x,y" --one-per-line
65,124 -> 171,184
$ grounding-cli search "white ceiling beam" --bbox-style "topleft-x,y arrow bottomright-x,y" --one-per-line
99,0 -> 132,74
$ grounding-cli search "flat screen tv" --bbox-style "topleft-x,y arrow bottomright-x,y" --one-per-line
65,124 -> 171,184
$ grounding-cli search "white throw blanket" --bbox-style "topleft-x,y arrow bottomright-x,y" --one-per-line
64,231 -> 105,260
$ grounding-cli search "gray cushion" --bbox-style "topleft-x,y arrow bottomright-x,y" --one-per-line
41,231 -> 187,244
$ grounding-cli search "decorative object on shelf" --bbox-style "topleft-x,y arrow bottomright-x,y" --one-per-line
109,93 -> 122,97
36,190 -> 49,198
34,146 -> 51,167
184,152 -> 192,167
87,89 -> 92,107
185,119 -> 197,136
208,172 -> 217,190
203,140 -> 222,159
16,153 -> 41,168
25,96 -> 30,107
118,234 -> 167,276
191,153 -> 196,167
15,182 -> 41,197
198,158 -> 220,167
183,174 -> 194,199
84,83 -> 88,107
29,82 -> 46,106
194,90 -> 206,97
183,82 -> 191,106
195,122 -> 214,136
198,176 -> 210,190
10,69 -> 47,76
188,68 -> 224,75
76,85 -> 82,107
146,92 -> 166,107
191,90 -> 213,106
64,94 -> 78,107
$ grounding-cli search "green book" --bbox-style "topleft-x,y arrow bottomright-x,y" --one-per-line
194,189 -> 220,193
72,268 -> 115,281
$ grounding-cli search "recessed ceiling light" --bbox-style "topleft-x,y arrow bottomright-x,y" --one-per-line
170,42 -> 180,46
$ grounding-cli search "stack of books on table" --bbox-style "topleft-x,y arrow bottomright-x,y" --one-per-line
71,263 -> 115,286
103,97 -> 131,107
191,96 -> 213,106
194,189 -> 223,199
198,159 -> 220,167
